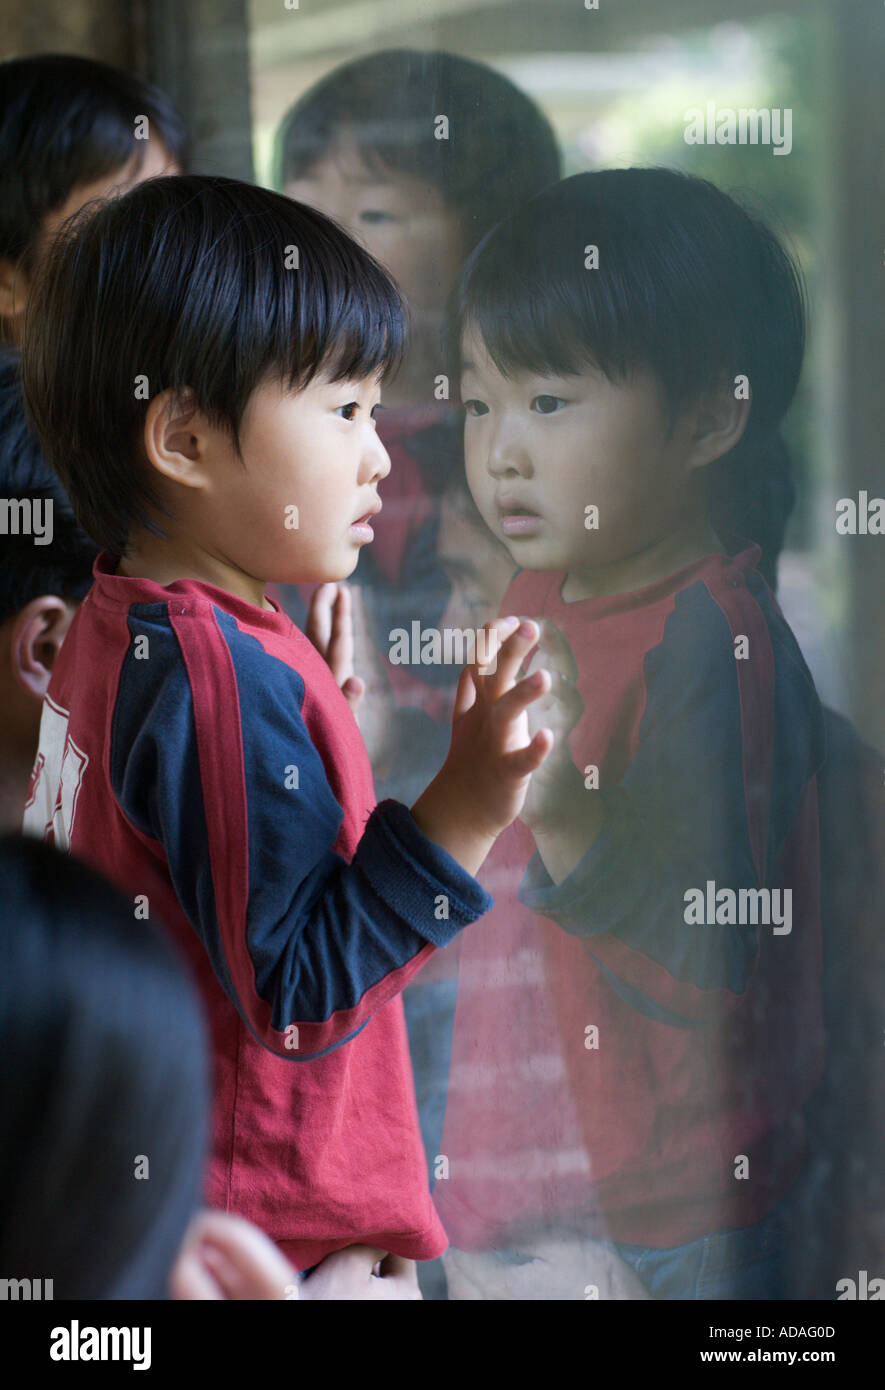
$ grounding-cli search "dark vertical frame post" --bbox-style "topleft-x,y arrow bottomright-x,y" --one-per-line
144,0 -> 255,181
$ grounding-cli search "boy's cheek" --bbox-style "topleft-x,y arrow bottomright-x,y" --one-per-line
461,477 -> 493,528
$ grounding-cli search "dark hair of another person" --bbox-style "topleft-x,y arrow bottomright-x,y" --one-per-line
274,48 -> 562,255
446,168 -> 806,590
0,834 -> 210,1298
0,53 -> 187,273
0,348 -> 97,625
20,174 -> 406,558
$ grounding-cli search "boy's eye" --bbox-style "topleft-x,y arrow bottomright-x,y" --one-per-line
462,399 -> 489,418
359,210 -> 398,225
335,401 -> 383,422
531,394 -> 566,414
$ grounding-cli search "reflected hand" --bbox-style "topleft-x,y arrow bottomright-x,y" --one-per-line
518,619 -> 586,836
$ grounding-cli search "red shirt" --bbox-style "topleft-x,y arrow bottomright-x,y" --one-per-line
437,548 -> 826,1248
24,553 -> 493,1268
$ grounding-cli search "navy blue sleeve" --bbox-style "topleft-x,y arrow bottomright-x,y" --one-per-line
517,579 -> 825,1024
110,603 -> 492,1059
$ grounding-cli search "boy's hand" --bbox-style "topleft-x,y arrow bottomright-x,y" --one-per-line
410,616 -> 554,877
170,1211 -> 421,1300
170,1209 -> 298,1300
515,619 -> 604,883
305,582 -> 365,714
300,1248 -> 422,1301
346,583 -> 401,778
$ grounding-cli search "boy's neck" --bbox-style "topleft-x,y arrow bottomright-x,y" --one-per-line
561,518 -> 726,603
115,537 -> 277,612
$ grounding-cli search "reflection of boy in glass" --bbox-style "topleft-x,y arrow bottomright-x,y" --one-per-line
440,168 -> 826,1300
272,48 -> 561,782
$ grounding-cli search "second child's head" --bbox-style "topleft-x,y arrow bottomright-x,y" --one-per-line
449,168 -> 806,593
0,53 -> 186,342
21,176 -> 407,596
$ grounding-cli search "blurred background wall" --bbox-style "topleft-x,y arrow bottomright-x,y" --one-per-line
3,0 -> 134,67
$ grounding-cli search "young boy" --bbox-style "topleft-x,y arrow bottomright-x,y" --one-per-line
0,53 -> 185,343
436,168 -> 827,1299
19,174 -> 553,1273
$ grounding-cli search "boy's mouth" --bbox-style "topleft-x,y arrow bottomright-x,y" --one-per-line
350,501 -> 382,542
496,495 -> 543,538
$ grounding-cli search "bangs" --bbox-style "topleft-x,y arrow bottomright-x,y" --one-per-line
21,175 -> 406,556
446,168 -> 761,421
79,174 -> 406,418
255,219 -> 407,395
60,113 -> 154,199
449,211 -> 657,391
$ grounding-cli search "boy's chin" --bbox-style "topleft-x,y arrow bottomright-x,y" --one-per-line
281,560 -> 359,587
503,539 -> 565,572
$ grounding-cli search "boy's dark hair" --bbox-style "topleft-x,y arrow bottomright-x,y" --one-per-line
0,349 -> 97,625
0,832 -> 209,1298
20,175 -> 406,559
447,168 -> 806,587
274,48 -> 561,254
0,53 -> 187,274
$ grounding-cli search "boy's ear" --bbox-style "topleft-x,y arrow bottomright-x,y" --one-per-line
685,382 -> 751,471
10,595 -> 79,704
0,257 -> 28,323
142,389 -> 211,487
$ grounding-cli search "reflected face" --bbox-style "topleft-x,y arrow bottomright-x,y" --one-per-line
460,324 -> 696,583
285,130 -> 464,317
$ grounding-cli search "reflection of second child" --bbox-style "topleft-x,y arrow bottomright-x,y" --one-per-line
439,168 -> 827,1299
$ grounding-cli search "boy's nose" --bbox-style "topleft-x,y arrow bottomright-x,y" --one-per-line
367,434 -> 392,482
486,435 -> 532,478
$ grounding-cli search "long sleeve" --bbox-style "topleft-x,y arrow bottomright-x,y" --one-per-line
518,577 -> 825,1025
109,602 -> 492,1059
